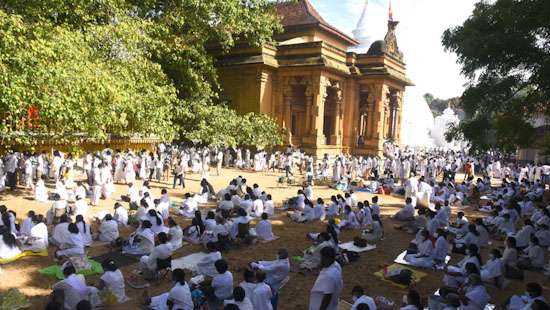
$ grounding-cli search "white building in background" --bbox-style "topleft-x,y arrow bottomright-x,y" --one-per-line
350,0 -> 373,53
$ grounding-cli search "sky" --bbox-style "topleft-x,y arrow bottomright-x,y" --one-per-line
309,0 -> 478,100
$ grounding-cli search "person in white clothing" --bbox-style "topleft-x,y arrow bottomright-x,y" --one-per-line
264,195 -> 275,217
146,269 -> 193,310
139,232 -> 173,279
55,223 -> 85,259
250,248 -> 290,293
113,203 -> 128,227
0,229 -> 21,260
308,246 -> 342,310
75,215 -> 92,247
167,217 -> 183,250
224,287 -> 253,310
20,215 -> 48,252
255,213 -> 274,241
399,289 -> 422,310
179,193 -> 198,218
98,214 -> 119,242
393,197 -> 415,221
350,286 -> 377,310
97,260 -> 128,305
73,196 -> 89,217
52,266 -> 99,310
197,242 -> 223,278
209,259 -> 233,309
251,271 -> 273,310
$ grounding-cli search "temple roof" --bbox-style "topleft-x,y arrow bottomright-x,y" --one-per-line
276,0 -> 359,46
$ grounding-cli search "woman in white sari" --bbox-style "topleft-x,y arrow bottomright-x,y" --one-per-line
0,229 -> 21,259
122,221 -> 155,255
405,229 -> 434,268
34,175 -> 49,202
21,215 -> 48,252
97,260 -> 128,305
76,215 -> 93,247
444,244 -> 482,288
98,214 -> 119,242
167,218 -> 183,250
480,248 -> 504,284
56,223 -> 85,259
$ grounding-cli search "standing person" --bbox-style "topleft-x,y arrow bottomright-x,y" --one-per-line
284,155 -> 293,178
308,247 -> 342,310
5,151 -> 18,191
172,160 -> 185,189
216,149 -> 223,176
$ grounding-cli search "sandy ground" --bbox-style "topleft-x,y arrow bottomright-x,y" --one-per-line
0,168 -> 548,309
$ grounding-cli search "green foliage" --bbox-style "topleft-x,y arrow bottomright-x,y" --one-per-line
423,93 -> 462,118
179,101 -> 283,149
442,0 -> 550,152
0,0 -> 285,148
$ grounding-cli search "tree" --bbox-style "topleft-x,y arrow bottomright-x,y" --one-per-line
442,0 -> 550,152
0,0 -> 285,148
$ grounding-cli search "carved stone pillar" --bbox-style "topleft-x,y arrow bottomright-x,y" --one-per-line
282,79 -> 293,143
303,74 -> 328,147
331,85 -> 343,146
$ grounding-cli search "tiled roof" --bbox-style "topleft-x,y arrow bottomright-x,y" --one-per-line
276,0 -> 358,45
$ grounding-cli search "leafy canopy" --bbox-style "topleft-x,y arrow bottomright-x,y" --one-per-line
0,0 -> 284,148
442,0 -> 550,152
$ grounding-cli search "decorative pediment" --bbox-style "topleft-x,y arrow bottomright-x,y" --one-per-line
384,20 -> 403,61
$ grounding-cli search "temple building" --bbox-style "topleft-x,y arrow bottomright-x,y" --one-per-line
214,0 -> 413,156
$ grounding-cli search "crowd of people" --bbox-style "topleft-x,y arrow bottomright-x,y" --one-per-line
0,143 -> 549,310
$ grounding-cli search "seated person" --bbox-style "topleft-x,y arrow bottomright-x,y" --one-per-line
0,228 -> 21,260
183,217 -> 204,245
207,259 -> 233,309
75,215 -> 92,247
145,209 -> 168,235
20,214 -> 48,252
73,195 -> 89,217
179,193 -> 198,218
392,197 -> 415,221
350,286 -> 376,310
506,282 -> 546,310
518,236 -> 545,270
290,200 -> 316,223
339,205 -> 360,230
480,248 -> 504,284
122,220 -> 155,255
145,269 -> 193,310
218,193 -> 234,212
535,224 -> 550,247
167,218 -> 183,250
51,266 -> 99,310
448,212 -> 469,237
452,224 -> 480,254
404,229 -> 435,268
50,215 -> 71,247
98,214 -> 119,242
197,242 -> 223,278
255,213 -> 274,241
157,189 -> 171,220
360,214 -> 384,243
96,260 -> 128,305
55,223 -> 85,259
224,287 -> 253,310
300,232 -> 333,270
113,203 -> 128,227
443,244 -> 482,288
46,194 -> 68,225
250,248 -> 290,293
139,232 -> 173,280
263,195 -> 275,217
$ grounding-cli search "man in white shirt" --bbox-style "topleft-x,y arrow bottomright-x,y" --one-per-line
210,259 -> 233,308
251,271 -> 273,310
251,248 -> 290,293
309,247 -> 342,310
350,286 -> 377,310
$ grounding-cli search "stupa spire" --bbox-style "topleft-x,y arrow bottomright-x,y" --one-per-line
351,0 -> 372,53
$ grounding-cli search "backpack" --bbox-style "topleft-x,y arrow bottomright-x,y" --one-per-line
353,237 -> 367,248
387,269 -> 414,286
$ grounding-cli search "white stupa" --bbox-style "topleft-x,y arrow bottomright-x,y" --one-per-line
432,107 -> 461,149
350,0 -> 373,53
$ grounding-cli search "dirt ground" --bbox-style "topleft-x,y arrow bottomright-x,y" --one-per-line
0,168 -> 548,309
